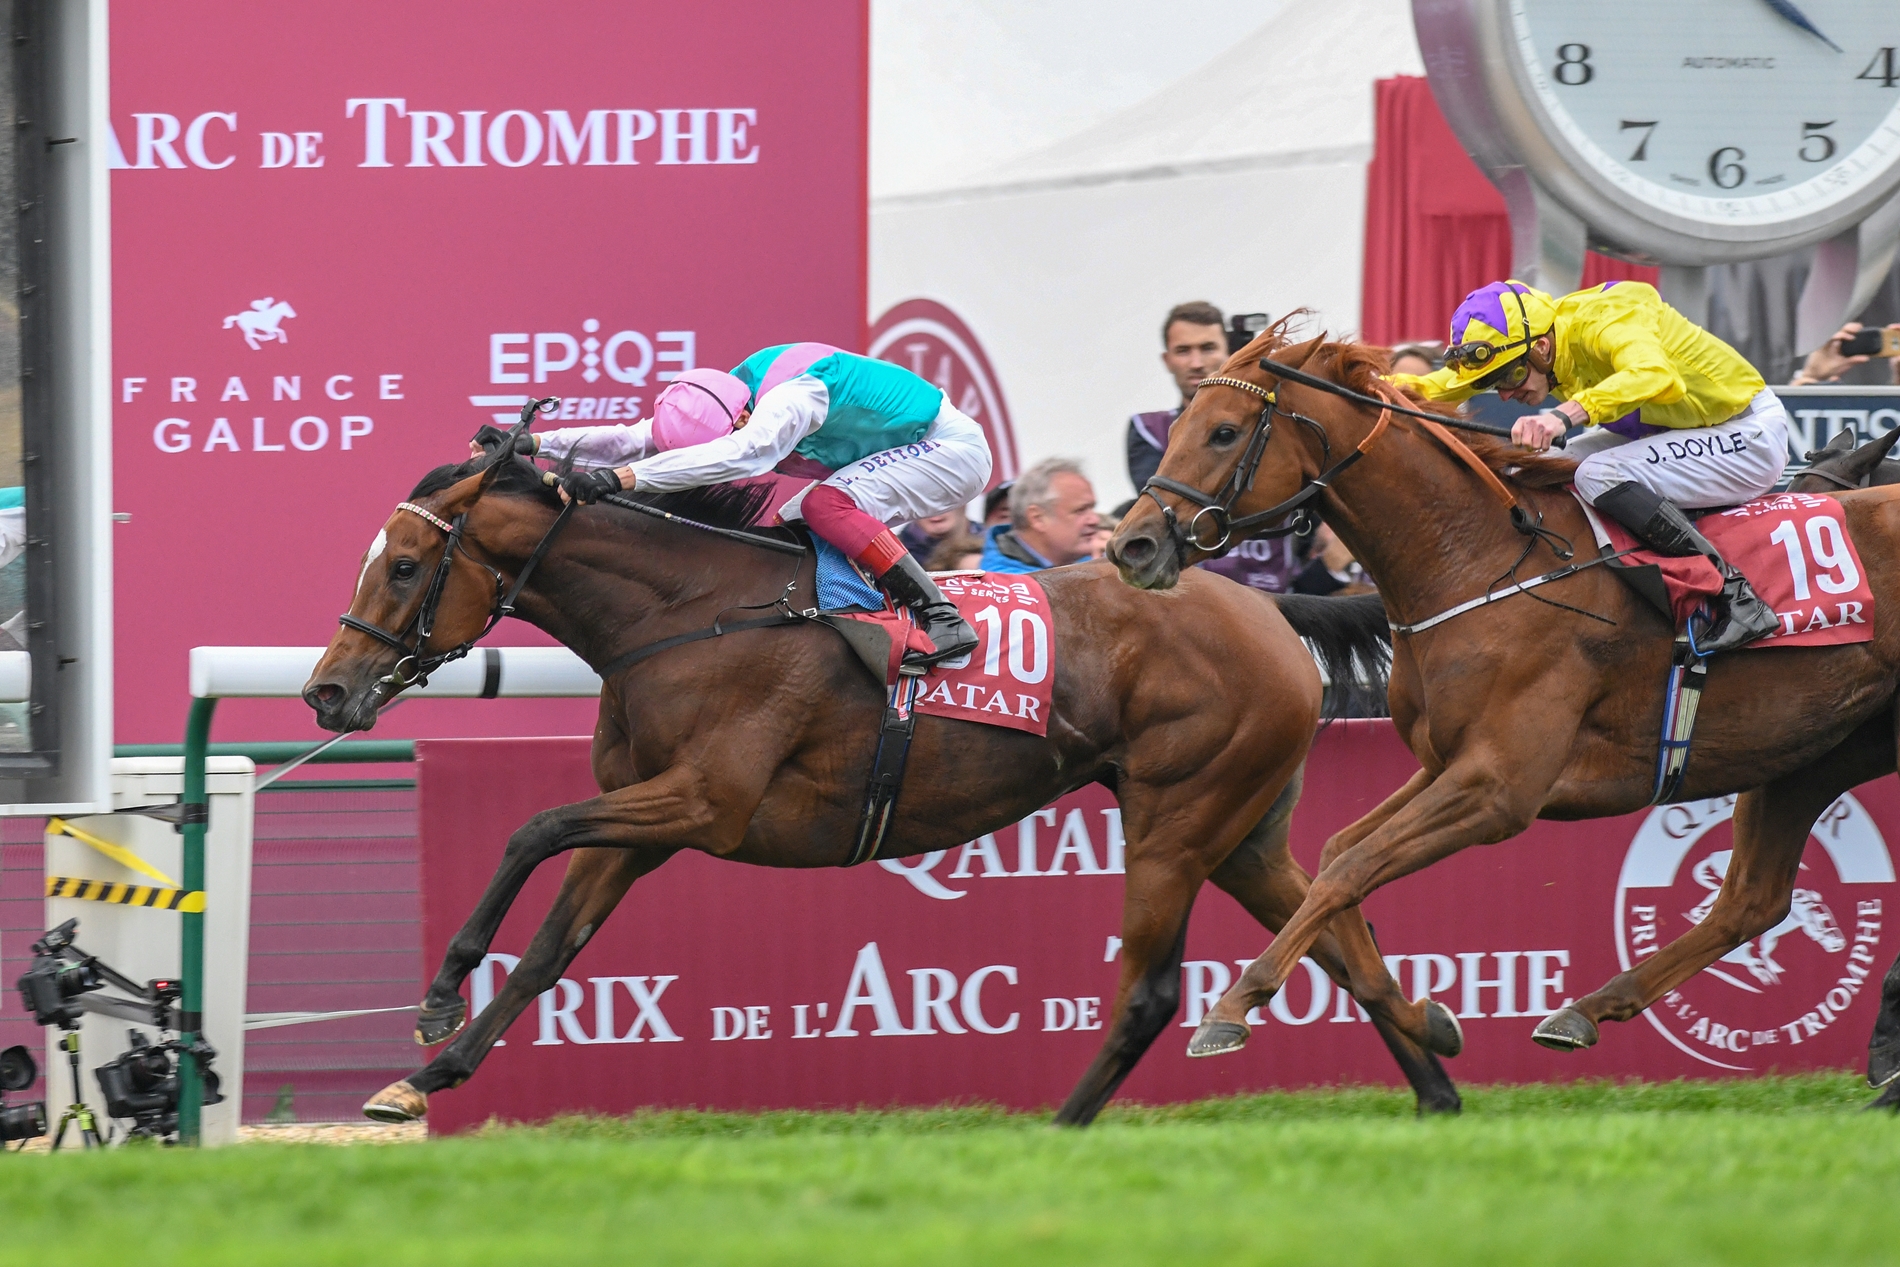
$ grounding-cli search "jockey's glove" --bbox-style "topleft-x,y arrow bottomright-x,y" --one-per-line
471,425 -> 539,457
561,468 -> 622,504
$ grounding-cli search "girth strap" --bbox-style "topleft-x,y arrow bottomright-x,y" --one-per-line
594,612 -> 807,679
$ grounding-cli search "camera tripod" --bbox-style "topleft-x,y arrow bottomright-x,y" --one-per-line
50,1030 -> 102,1151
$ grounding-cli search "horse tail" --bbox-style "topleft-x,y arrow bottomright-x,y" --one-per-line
222,315 -> 238,328
1270,592 -> 1391,719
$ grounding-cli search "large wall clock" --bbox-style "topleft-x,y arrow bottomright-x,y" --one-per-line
1415,0 -> 1900,339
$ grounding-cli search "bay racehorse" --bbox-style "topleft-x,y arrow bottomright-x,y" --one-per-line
1108,329 -> 1900,1110
303,418 -> 1463,1125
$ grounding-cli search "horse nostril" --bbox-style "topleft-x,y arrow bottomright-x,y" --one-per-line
1118,534 -> 1156,567
303,682 -> 344,712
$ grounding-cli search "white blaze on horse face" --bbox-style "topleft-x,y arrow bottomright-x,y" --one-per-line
358,528 -> 388,592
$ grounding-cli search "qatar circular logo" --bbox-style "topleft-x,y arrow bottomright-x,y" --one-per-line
869,299 -> 1020,487
1615,794 -> 1893,1069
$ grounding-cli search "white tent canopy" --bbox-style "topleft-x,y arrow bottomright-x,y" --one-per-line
871,0 -> 1422,503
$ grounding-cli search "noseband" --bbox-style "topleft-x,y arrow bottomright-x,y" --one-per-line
338,496 -> 575,696
1141,372 -> 1392,554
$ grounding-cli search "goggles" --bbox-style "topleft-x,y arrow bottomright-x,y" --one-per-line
1443,286 -> 1542,392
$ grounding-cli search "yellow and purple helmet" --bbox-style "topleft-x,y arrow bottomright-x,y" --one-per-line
1440,280 -> 1557,392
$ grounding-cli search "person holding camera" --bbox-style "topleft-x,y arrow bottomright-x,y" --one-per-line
1791,322 -> 1900,386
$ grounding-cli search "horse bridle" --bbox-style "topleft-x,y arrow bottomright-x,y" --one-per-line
1141,369 -> 1393,555
337,393 -> 582,705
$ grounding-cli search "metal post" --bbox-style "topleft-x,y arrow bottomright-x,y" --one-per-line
177,694 -> 216,1146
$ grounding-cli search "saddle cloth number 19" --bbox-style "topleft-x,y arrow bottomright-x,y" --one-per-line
1706,494 -> 1874,648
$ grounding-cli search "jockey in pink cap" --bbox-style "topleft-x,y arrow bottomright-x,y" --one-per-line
520,344 -> 993,670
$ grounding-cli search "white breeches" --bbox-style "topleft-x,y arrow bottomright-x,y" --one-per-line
1571,388 -> 1790,510
788,400 -> 994,527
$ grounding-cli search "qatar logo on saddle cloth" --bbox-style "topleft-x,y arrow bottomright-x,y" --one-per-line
1583,491 -> 1874,647
843,573 -> 1054,737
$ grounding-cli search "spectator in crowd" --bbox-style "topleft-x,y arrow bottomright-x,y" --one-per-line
1292,523 -> 1374,595
982,458 -> 1100,573
1388,342 -> 1441,378
1791,322 -> 1900,386
925,532 -> 986,572
982,481 -> 1014,527
1127,301 -> 1230,493
901,507 -> 978,562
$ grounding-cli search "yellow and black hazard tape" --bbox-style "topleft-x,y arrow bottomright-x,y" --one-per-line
45,875 -> 205,913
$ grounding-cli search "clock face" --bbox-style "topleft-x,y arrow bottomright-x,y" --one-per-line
1510,0 -> 1900,230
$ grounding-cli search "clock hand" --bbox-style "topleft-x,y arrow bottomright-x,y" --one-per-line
1760,0 -> 1842,52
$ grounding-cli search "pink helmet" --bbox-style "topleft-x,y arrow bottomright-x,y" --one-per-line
652,368 -> 752,451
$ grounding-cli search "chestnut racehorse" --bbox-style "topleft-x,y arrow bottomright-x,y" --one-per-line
304,425 -> 1463,1125
1109,330 -> 1900,1110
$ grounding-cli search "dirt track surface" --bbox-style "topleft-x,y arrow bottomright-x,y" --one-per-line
12,1120 -> 426,1151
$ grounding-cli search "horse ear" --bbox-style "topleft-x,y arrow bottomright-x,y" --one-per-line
1824,430 -> 1857,453
1870,427 -> 1900,462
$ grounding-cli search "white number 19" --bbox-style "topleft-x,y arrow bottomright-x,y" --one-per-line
1769,515 -> 1859,602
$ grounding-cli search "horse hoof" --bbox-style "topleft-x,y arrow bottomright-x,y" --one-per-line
1868,1040 -> 1900,1089
1186,1020 -> 1250,1058
1424,1000 -> 1464,1058
415,1000 -> 467,1046
363,1080 -> 427,1124
1531,1007 -> 1598,1052
1866,1080 -> 1900,1113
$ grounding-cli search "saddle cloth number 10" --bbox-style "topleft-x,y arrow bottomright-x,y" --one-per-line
910,573 -> 1057,736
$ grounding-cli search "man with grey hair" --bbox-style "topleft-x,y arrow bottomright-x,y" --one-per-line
981,458 -> 1101,573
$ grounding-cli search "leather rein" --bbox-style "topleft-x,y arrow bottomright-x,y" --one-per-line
339,497 -> 577,697
1140,355 -> 1566,558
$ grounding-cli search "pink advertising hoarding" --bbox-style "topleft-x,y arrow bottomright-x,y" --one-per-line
110,1 -> 868,742
417,723 -> 1895,1132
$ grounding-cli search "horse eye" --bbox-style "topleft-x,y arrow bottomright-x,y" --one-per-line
392,559 -> 419,581
1210,425 -> 1240,446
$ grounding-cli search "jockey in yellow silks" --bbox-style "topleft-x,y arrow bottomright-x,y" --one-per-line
1393,279 -> 1785,654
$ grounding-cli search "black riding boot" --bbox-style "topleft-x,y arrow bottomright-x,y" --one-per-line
1593,480 -> 1780,655
878,554 -> 979,672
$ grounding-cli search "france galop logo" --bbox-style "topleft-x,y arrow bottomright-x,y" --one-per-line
222,297 -> 297,350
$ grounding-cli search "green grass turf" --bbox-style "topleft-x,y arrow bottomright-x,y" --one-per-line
3,1073 -> 1897,1267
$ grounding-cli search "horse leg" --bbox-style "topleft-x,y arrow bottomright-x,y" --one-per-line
1051,757 -> 1299,1126
1049,852 -> 1198,1127
1869,949 -> 1900,1102
1204,772 -> 1462,1113
1190,745 -> 1557,1056
365,845 -> 662,1122
414,766 -> 703,1045
1542,744 -> 1884,1051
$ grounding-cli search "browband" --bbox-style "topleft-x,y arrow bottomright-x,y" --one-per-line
396,502 -> 455,534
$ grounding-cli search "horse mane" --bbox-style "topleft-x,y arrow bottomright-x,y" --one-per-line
409,453 -> 791,536
1308,341 -> 1581,492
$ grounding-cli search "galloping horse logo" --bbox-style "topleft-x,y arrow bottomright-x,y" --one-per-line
223,297 -> 297,350
1684,850 -> 1847,989
1614,793 -> 1891,1071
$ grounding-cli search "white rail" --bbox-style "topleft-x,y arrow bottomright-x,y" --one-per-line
188,645 -> 602,699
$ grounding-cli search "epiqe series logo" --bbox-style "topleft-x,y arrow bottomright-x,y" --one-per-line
1616,794 -> 1893,1069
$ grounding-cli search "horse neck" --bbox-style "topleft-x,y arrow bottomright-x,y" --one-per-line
1294,409 -> 1550,624
469,499 -> 792,670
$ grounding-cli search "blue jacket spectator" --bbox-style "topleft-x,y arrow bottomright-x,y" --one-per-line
979,458 -> 1098,574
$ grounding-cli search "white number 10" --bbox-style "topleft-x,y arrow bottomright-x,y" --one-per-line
969,605 -> 1049,684
1769,515 -> 1859,601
